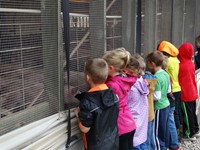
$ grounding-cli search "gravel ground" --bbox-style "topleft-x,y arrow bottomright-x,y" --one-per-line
179,137 -> 200,150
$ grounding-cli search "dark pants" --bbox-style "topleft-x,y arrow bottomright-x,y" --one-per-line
154,106 -> 170,150
119,130 -> 135,150
173,91 -> 182,129
181,101 -> 199,137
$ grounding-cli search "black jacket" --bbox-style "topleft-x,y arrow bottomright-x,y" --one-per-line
76,88 -> 119,150
195,48 -> 200,69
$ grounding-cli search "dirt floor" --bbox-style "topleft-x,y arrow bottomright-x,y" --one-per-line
179,138 -> 200,150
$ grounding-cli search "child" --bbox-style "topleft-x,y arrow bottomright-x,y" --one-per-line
74,58 -> 119,150
125,54 -> 149,150
158,41 -> 182,130
178,42 -> 200,141
144,70 -> 157,150
146,51 -> 170,150
103,48 -> 137,150
195,35 -> 200,69
162,54 -> 179,150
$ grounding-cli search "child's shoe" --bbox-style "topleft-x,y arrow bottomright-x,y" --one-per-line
169,145 -> 179,150
193,131 -> 200,138
182,136 -> 197,141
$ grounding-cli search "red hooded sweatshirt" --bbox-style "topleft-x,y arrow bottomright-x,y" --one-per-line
178,42 -> 198,102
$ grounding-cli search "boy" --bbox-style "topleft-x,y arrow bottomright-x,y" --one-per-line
146,51 -> 170,150
74,58 -> 119,150
161,54 -> 179,150
158,41 -> 182,131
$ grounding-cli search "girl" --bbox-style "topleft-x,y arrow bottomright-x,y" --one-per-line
103,48 -> 137,150
126,54 -> 149,150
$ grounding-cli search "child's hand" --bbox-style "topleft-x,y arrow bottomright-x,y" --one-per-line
74,107 -> 80,118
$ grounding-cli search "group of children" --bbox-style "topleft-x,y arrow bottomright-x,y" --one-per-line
74,41 -> 200,150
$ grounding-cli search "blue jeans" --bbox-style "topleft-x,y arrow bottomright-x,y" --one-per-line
145,120 -> 155,150
133,142 -> 148,150
169,106 -> 179,149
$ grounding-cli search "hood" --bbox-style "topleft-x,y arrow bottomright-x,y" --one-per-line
178,42 -> 194,62
158,41 -> 179,56
75,88 -> 117,109
106,74 -> 137,92
134,76 -> 149,95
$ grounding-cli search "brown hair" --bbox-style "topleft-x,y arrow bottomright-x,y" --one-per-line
133,54 -> 146,75
84,58 -> 108,84
146,51 -> 164,67
102,47 -> 131,72
162,55 -> 169,69
126,56 -> 140,74
196,35 -> 200,48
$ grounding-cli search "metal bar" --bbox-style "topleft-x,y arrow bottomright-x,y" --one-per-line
155,0 -> 158,47
194,0 -> 197,42
106,16 -> 122,19
68,0 -> 117,60
70,12 -> 121,18
69,39 -> 89,44
70,13 -> 89,17
171,0 -> 175,42
58,0 -> 62,116
0,23 -> 41,26
0,8 -> 41,13
0,46 -> 42,53
70,31 -> 90,58
62,0 -> 72,147
0,65 -> 43,76
19,25 -> 26,110
0,83 -> 43,97
27,89 -> 44,108
182,0 -> 186,43
106,36 -> 122,39
106,0 -> 117,12
136,0 -> 142,53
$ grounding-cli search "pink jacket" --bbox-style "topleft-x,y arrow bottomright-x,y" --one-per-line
106,74 -> 137,135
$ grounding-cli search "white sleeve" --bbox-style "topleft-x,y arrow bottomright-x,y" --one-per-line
168,84 -> 171,93
153,91 -> 161,101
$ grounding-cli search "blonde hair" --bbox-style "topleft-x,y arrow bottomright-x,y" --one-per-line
133,54 -> 146,75
102,47 -> 131,72
196,35 -> 200,48
84,58 -> 108,84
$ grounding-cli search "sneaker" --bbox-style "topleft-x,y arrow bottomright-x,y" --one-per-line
193,131 -> 200,138
182,136 -> 197,141
169,145 -> 180,150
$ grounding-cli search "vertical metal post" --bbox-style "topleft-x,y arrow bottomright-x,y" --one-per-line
41,0 -> 59,113
89,0 -> 106,56
136,0 -> 142,54
19,24 -> 25,110
62,0 -> 73,148
171,0 -> 175,43
155,0 -> 158,47
171,0 -> 184,47
143,0 -> 157,56
122,0 -> 137,53
182,0 -> 186,43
